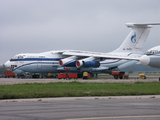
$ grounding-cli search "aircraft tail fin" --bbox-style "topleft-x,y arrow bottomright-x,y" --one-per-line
112,23 -> 160,53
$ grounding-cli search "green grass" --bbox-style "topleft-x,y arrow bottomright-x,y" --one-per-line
0,81 -> 160,99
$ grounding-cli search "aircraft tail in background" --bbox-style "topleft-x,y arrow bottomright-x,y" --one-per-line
113,23 -> 160,53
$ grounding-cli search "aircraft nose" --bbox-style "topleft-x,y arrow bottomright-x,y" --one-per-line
139,55 -> 150,66
4,60 -> 11,69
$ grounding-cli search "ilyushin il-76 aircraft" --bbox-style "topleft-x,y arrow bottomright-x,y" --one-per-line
4,23 -> 160,78
135,45 -> 160,69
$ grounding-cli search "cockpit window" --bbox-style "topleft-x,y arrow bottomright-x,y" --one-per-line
17,56 -> 23,59
146,50 -> 159,55
11,55 -> 24,60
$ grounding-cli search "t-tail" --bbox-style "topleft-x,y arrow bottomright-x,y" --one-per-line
113,23 -> 160,53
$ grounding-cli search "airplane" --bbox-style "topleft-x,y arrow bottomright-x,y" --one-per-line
139,45 -> 160,68
4,23 -> 160,78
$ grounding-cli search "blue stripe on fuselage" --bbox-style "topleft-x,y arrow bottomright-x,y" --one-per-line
10,58 -> 61,61
12,61 -> 59,72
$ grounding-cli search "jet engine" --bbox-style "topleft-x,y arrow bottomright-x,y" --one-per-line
59,56 -> 77,67
76,57 -> 100,68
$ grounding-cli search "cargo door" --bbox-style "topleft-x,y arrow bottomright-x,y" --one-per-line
37,61 -> 42,69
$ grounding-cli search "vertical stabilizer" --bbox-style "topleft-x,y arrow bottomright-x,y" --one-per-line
113,23 -> 160,53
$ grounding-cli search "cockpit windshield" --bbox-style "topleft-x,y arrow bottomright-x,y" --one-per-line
10,55 -> 24,60
146,50 -> 159,55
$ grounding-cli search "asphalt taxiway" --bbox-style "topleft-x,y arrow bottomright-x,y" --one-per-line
0,96 -> 160,120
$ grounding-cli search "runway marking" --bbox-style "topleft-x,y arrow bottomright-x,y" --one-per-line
64,115 -> 160,120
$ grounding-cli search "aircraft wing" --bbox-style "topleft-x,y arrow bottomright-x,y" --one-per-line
62,50 -> 141,61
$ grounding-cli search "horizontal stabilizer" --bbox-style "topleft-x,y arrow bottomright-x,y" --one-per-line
126,23 -> 160,27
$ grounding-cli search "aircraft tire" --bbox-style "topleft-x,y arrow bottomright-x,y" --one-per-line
114,75 -> 118,79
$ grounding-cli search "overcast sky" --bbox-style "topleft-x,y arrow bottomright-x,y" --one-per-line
0,0 -> 160,65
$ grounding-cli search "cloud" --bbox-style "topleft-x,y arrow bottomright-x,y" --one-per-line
0,0 -> 160,64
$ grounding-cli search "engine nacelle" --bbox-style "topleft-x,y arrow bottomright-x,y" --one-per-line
59,56 -> 77,67
76,60 -> 100,68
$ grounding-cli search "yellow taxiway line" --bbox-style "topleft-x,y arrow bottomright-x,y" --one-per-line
64,115 -> 160,120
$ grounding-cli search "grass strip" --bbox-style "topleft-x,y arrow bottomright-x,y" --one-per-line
0,81 -> 160,99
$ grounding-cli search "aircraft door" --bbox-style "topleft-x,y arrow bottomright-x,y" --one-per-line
37,61 -> 42,69
19,61 -> 24,65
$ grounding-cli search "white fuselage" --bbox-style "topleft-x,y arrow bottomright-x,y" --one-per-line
4,50 -> 140,75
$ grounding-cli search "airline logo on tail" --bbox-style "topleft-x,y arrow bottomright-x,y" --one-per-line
131,32 -> 136,43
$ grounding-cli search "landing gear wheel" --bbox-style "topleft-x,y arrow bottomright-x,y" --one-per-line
114,75 -> 118,79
